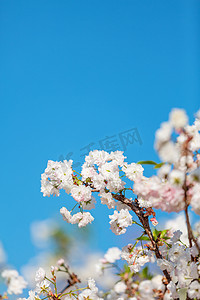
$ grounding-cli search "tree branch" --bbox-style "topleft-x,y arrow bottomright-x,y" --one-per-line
112,193 -> 171,283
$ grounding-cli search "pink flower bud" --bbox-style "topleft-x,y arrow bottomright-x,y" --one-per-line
57,258 -> 65,266
150,217 -> 158,226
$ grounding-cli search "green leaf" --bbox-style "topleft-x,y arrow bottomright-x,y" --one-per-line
137,236 -> 150,241
123,264 -> 131,273
152,228 -> 161,239
154,162 -> 165,169
137,160 -> 166,169
140,266 -> 153,280
137,160 -> 157,165
160,229 -> 168,239
178,288 -> 187,300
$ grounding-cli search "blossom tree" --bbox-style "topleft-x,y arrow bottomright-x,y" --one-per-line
1,108 -> 200,299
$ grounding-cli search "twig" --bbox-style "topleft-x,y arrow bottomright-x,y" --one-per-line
112,193 -> 171,283
59,271 -> 80,295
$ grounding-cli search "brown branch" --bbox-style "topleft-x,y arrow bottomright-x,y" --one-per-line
87,184 -> 172,283
59,271 -> 80,296
112,193 -> 171,283
184,203 -> 193,248
182,148 -> 200,254
184,197 -> 200,253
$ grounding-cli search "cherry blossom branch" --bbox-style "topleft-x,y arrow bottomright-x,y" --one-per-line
111,193 -> 171,283
184,193 -> 200,253
184,202 -> 193,248
183,137 -> 200,254
59,269 -> 80,296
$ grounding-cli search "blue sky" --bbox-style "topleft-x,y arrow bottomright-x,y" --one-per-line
0,0 -> 200,269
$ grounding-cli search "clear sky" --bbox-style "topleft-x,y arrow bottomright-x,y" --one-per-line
0,0 -> 200,270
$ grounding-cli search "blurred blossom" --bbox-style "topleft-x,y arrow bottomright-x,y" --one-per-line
30,219 -> 56,248
73,252 -> 117,290
0,241 -> 7,264
164,213 -> 189,245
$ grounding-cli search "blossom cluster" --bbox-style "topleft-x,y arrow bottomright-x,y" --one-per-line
41,109 -> 200,226
157,229 -> 200,299
38,108 -> 200,299
1,108 -> 200,300
21,261 -> 103,300
1,269 -> 27,295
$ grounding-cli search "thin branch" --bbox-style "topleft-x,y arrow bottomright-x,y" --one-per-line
59,271 -> 80,296
182,138 -> 200,254
184,194 -> 200,253
85,185 -> 172,283
112,193 -> 171,283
